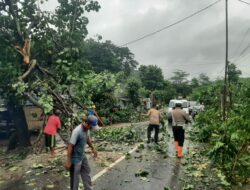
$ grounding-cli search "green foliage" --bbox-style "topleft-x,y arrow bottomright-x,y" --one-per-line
86,72 -> 121,117
38,94 -> 53,114
138,65 -> 164,91
92,126 -> 143,144
207,112 -> 250,183
198,73 -> 210,86
182,142 -> 225,189
191,109 -> 222,142
126,77 -> 141,108
0,0 -> 99,121
138,87 -> 150,98
0,61 -> 21,98
170,70 -> 189,85
190,81 -> 222,107
190,77 -> 199,88
109,108 -> 139,124
149,80 -> 176,105
12,81 -> 28,96
228,63 -> 242,84
85,39 -> 138,74
55,0 -> 100,44
191,79 -> 250,185
170,70 -> 191,97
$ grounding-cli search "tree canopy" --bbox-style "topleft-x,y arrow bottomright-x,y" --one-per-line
138,65 -> 164,91
84,39 -> 138,75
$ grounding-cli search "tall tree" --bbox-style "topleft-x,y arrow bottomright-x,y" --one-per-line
0,0 -> 101,149
170,70 -> 189,85
85,39 -> 138,75
228,63 -> 242,84
126,77 -> 141,108
138,65 -> 164,91
170,70 -> 191,97
190,77 -> 199,88
198,73 -> 210,85
228,63 -> 242,107
154,80 -> 177,105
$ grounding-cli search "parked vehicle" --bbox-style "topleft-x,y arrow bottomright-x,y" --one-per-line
168,99 -> 189,113
167,99 -> 189,124
180,99 -> 189,114
188,101 -> 203,120
168,99 -> 180,113
189,101 -> 198,114
0,99 -> 43,139
0,104 -> 14,138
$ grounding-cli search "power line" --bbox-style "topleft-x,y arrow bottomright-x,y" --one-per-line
241,70 -> 250,76
235,50 -> 250,64
238,0 -> 250,6
167,61 -> 223,67
208,65 -> 224,79
121,0 -> 222,46
231,27 -> 250,61
234,44 -> 250,63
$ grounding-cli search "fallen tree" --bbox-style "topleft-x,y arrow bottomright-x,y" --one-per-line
0,0 -> 101,151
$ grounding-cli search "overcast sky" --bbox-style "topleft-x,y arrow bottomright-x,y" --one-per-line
44,0 -> 250,80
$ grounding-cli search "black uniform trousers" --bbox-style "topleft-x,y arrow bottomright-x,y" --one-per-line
172,125 -> 185,146
147,124 -> 160,143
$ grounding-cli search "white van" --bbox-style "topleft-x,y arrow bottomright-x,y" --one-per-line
180,99 -> 189,114
167,99 -> 189,116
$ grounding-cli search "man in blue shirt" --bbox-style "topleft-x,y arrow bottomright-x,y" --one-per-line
64,117 -> 98,190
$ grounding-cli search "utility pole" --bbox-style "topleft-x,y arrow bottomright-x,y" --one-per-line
223,0 -> 229,120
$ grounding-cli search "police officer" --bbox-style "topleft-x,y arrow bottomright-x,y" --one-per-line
171,102 -> 191,158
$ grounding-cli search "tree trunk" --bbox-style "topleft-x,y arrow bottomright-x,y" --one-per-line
7,104 -> 31,150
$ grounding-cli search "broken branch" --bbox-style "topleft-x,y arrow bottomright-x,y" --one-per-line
18,59 -> 37,81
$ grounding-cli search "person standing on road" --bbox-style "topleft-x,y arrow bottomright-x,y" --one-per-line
88,104 -> 106,128
44,109 -> 62,156
146,104 -> 161,144
158,104 -> 167,131
87,105 -> 100,130
64,116 -> 98,190
171,102 -> 191,158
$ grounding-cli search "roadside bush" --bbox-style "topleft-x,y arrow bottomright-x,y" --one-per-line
109,108 -> 140,124
191,109 -> 222,142
92,126 -> 143,144
191,106 -> 250,185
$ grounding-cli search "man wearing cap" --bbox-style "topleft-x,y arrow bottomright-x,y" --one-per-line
171,102 -> 191,158
87,108 -> 100,131
64,117 -> 98,190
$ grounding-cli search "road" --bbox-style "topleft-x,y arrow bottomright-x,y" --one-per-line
92,125 -> 188,190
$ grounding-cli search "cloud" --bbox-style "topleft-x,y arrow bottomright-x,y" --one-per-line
45,0 -> 250,79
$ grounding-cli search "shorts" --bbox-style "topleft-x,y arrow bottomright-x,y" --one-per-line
45,134 -> 56,148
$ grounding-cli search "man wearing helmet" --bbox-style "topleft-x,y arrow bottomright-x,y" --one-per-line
64,116 -> 98,190
171,101 -> 191,158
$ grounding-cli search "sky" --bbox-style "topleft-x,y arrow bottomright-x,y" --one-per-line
43,0 -> 250,80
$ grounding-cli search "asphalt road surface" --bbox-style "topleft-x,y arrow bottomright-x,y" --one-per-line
92,126 -> 187,190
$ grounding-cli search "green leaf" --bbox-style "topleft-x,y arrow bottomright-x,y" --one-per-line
9,166 -> 18,171
46,184 -> 55,188
32,163 -> 44,169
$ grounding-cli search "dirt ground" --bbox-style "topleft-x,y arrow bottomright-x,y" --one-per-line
0,122 -> 142,190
